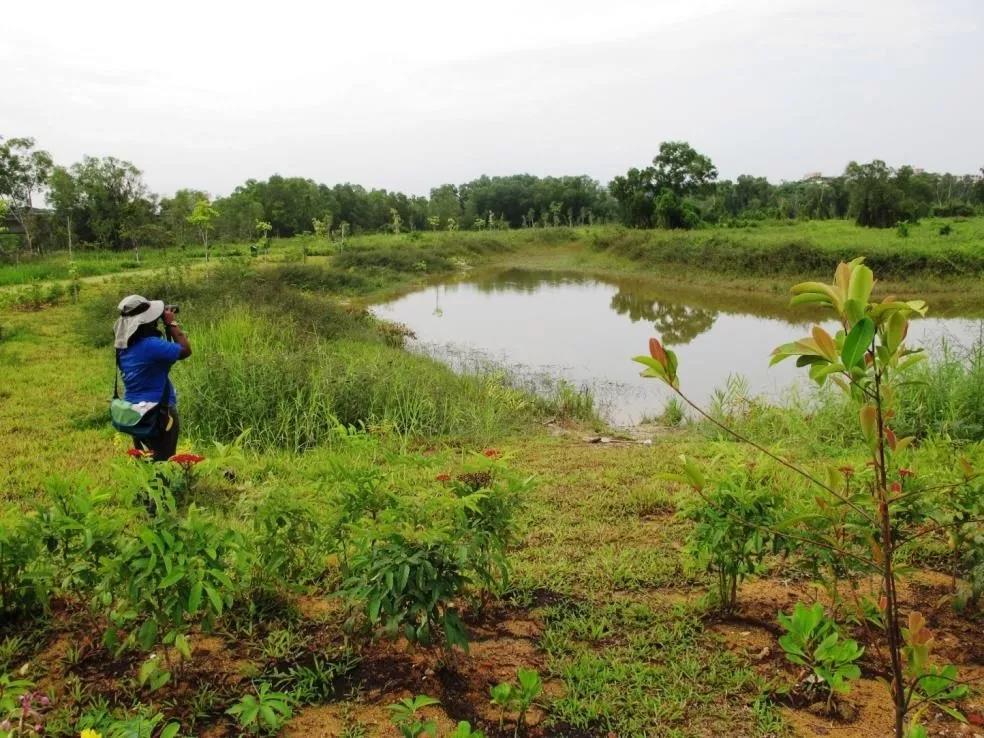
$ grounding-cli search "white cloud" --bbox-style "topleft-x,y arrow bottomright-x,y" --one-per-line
3,0 -> 981,196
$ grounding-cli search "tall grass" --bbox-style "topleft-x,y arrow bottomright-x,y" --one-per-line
704,332 -> 984,449
894,333 -> 984,442
179,309 -> 575,450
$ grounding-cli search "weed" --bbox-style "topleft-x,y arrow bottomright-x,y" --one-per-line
226,682 -> 293,736
777,602 -> 863,711
387,695 -> 440,738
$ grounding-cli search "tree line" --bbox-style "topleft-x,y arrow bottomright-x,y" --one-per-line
2,135 -> 983,257
610,141 -> 984,229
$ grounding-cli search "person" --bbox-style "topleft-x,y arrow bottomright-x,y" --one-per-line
113,294 -> 192,460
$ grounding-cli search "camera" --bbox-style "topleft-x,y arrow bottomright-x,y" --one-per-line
164,304 -> 180,314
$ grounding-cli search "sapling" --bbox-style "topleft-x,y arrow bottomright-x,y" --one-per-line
777,602 -> 863,712
634,258 -> 976,737
226,682 -> 293,736
387,695 -> 440,738
681,471 -> 780,612
449,721 -> 486,738
489,667 -> 543,737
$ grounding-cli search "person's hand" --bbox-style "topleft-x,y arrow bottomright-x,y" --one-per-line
162,308 -> 177,326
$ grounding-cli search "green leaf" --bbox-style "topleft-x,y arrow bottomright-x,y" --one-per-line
138,657 -> 158,686
841,317 -> 874,369
160,722 -> 181,738
790,292 -> 832,307
159,569 -> 184,589
259,705 -> 278,729
859,404 -> 878,447
187,581 -> 203,614
844,298 -> 866,325
679,455 -> 705,490
847,264 -> 874,304
203,584 -> 224,616
137,618 -> 159,650
175,633 -> 192,659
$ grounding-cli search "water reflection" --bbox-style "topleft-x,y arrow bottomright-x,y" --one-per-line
609,290 -> 718,345
373,269 -> 982,425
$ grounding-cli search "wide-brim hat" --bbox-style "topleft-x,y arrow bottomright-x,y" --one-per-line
113,294 -> 165,349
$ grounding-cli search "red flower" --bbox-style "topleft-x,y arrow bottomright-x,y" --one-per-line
898,468 -> 915,478
435,473 -> 451,482
127,448 -> 152,459
890,482 -> 902,495
169,453 -> 205,466
483,449 -> 501,459
838,465 -> 855,477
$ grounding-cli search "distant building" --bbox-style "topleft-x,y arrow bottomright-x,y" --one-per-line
1,211 -> 21,233
1,207 -> 52,235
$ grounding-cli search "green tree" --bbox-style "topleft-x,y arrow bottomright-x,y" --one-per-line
653,189 -> 700,230
844,160 -> 906,228
47,166 -> 80,258
187,198 -> 219,261
651,140 -> 718,198
160,189 -> 208,247
610,141 -> 716,228
0,137 -> 53,256
67,156 -> 152,249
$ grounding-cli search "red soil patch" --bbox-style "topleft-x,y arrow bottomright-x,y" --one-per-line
712,570 -> 984,738
286,606 -> 564,738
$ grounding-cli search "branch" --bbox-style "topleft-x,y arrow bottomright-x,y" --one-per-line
890,475 -> 981,507
904,670 -> 982,713
898,516 -> 984,547
674,388 -> 878,527
686,481 -> 878,571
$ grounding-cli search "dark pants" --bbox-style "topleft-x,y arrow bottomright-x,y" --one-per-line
134,408 -> 180,461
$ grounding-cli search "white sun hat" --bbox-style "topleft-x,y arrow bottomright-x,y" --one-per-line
113,294 -> 165,349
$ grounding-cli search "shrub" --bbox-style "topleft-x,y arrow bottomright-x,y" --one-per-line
489,668 -> 544,735
342,517 -> 471,650
681,469 -> 781,612
636,257 -> 978,737
99,492 -> 249,683
778,602 -> 863,711
387,695 -> 440,738
226,683 -> 293,736
0,512 -> 48,617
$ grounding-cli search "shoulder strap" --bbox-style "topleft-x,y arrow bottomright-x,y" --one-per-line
113,349 -> 121,399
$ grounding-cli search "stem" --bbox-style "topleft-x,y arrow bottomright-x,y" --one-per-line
898,516 -> 984,547
873,359 -> 906,738
674,389 -> 877,527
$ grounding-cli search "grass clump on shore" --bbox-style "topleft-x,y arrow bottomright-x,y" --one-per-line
589,218 -> 984,279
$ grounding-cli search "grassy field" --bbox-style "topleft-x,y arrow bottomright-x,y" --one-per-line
2,216 -> 982,292
0,243 -> 982,737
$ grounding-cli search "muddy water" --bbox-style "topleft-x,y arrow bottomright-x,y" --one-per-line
373,270 -> 982,425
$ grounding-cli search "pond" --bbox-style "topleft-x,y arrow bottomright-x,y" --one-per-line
373,270 -> 983,425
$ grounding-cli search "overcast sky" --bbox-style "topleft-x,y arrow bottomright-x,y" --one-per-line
4,0 -> 982,198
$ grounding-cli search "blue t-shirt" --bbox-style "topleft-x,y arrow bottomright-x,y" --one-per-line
119,336 -> 181,405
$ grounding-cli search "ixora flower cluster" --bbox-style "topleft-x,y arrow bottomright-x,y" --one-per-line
125,449 -> 205,467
